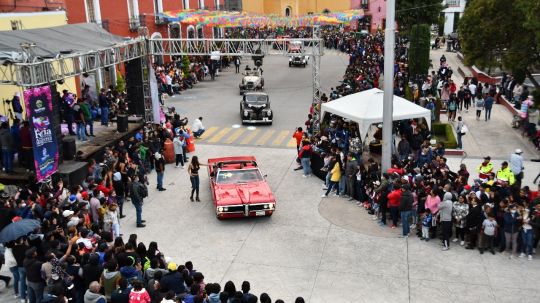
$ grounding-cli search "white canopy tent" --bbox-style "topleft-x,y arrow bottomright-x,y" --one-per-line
320,88 -> 431,139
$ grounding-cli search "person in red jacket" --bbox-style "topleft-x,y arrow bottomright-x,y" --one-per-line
387,183 -> 402,228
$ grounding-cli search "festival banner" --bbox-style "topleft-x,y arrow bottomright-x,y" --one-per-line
23,86 -> 59,181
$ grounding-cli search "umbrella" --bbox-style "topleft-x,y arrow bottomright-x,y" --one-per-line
0,219 -> 41,243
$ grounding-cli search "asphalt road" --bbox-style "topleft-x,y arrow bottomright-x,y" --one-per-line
165,51 -> 348,148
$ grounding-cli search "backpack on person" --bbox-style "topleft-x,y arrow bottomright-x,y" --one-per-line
138,184 -> 148,199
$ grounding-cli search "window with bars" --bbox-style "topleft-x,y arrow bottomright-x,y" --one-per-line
361,0 -> 369,10
86,0 -> 96,22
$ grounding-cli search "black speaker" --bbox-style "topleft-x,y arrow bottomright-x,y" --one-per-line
50,85 -> 64,162
125,59 -> 145,116
117,114 -> 128,132
62,137 -> 76,160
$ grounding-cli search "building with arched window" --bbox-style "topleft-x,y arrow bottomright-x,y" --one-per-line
239,0 -> 386,32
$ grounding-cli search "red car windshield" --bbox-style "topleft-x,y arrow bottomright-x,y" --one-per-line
216,169 -> 263,184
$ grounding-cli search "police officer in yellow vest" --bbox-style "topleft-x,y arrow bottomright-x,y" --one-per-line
477,156 -> 494,179
496,161 -> 515,186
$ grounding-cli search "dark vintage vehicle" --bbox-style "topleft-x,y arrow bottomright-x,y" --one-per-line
239,69 -> 264,95
240,92 -> 272,125
289,53 -> 308,67
208,156 -> 276,219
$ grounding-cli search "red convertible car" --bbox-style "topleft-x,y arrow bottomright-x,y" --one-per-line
208,156 -> 276,219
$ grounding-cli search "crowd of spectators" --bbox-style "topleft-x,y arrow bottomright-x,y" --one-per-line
291,28 -> 540,258
0,113 -> 310,303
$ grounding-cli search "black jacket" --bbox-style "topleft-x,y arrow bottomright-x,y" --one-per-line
399,190 -> 413,211
24,258 -> 44,283
466,204 -> 483,229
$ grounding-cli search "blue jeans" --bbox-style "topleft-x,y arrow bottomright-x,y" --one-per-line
12,266 -> 27,299
522,229 -> 534,255
87,119 -> 94,135
300,157 -> 311,176
190,175 -> 200,198
27,281 -> 44,303
76,122 -> 86,141
339,175 -> 346,195
457,133 -> 463,149
485,107 -> 492,120
2,148 -> 13,172
157,172 -> 164,189
401,210 -> 412,236
193,129 -> 205,137
9,266 -> 20,296
325,181 -> 338,196
325,172 -> 331,188
100,107 -> 109,125
132,200 -> 142,225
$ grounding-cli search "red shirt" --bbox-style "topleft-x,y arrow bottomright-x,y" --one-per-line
20,126 -> 32,148
293,131 -> 304,145
387,189 -> 402,208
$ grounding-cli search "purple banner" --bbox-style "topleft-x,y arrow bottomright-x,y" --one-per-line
23,86 -> 59,181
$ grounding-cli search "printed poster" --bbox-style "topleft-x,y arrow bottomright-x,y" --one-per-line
23,85 -> 59,181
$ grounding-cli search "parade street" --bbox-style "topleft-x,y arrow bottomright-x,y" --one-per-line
113,53 -> 539,303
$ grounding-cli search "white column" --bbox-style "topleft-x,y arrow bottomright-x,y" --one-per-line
132,0 -> 140,17
93,0 -> 102,25
381,0 -> 395,172
157,0 -> 163,13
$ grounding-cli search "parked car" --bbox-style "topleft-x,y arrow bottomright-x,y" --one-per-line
208,156 -> 276,220
239,69 -> 264,95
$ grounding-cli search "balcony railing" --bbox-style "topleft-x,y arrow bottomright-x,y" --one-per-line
446,0 -> 461,7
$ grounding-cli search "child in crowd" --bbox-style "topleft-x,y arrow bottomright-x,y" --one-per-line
421,209 -> 432,241
481,213 -> 498,255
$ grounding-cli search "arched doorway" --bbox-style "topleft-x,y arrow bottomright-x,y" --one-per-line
196,25 -> 204,38
150,32 -> 164,65
187,25 -> 195,39
285,6 -> 292,17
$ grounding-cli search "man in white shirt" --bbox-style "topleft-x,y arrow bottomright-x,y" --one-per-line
468,82 -> 477,97
165,74 -> 173,95
510,149 -> 524,188
192,116 -> 205,138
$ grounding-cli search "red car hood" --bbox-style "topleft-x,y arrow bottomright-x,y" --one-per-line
214,181 -> 274,206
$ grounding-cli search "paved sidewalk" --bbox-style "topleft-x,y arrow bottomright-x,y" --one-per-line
430,48 -> 540,160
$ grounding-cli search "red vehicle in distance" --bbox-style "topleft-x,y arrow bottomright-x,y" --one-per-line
208,156 -> 276,219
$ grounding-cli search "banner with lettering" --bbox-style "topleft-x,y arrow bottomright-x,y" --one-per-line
23,86 -> 59,181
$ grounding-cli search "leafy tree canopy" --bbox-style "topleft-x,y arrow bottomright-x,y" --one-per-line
459,0 -> 540,88
396,0 -> 444,32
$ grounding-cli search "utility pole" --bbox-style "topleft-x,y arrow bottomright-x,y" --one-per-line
382,0 -> 396,172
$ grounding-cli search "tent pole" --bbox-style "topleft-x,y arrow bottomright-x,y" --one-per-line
381,0 -> 396,173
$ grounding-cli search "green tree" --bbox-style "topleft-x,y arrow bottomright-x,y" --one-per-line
396,0 -> 444,31
115,70 -> 126,93
408,24 -> 431,78
459,0 -> 540,88
181,55 -> 190,76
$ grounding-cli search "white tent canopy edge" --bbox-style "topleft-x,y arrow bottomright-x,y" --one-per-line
320,88 -> 432,139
